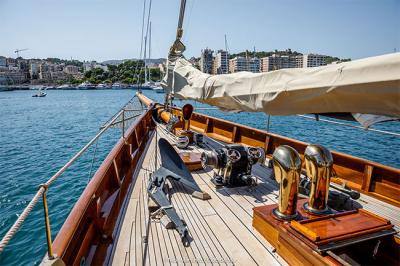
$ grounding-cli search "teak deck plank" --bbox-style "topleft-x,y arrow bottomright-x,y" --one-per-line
173,181 -> 233,265
159,128 -> 283,265
191,171 -> 282,265
111,125 -> 399,266
149,151 -> 176,266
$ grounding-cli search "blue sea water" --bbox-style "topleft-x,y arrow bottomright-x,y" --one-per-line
0,89 -> 399,265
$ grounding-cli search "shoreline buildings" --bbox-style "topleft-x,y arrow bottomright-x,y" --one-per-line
0,57 -> 102,85
199,49 -> 329,75
260,53 -> 327,72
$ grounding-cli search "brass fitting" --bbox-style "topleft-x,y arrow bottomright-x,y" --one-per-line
272,145 -> 301,220
304,144 -> 333,214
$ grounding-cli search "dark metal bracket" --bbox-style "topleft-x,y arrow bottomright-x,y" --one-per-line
147,138 -> 209,243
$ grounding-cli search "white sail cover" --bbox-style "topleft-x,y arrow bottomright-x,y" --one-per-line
162,53 -> 400,118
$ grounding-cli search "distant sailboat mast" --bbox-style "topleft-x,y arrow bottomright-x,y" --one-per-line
149,22 -> 151,82
144,36 -> 148,84
143,0 -> 152,85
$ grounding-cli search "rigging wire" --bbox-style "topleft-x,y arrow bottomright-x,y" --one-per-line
185,106 -> 399,137
297,115 -> 400,137
145,0 -> 153,45
182,0 -> 195,43
88,139 -> 99,183
134,0 -> 148,91
139,0 -> 147,61
143,0 -> 153,83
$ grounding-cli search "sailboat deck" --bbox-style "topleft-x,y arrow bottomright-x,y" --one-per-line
111,126 -> 399,266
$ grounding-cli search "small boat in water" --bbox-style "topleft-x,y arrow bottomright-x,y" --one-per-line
152,86 -> 164,93
32,87 -> 47,97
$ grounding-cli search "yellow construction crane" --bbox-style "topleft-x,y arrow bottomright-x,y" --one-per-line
14,48 -> 28,57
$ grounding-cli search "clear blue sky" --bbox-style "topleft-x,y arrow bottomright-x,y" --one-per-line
0,0 -> 399,61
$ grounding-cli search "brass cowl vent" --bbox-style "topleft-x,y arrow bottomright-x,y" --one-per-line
304,144 -> 333,214
272,145 -> 301,220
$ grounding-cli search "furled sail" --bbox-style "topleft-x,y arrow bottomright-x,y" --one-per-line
161,53 -> 400,119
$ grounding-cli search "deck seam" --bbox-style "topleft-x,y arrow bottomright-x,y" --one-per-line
172,181 -> 225,265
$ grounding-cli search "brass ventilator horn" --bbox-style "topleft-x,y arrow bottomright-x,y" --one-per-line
272,145 -> 301,220
303,144 -> 333,215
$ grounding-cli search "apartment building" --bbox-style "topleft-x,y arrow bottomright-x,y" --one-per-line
303,54 -> 327,67
39,64 -> 51,80
294,55 -> 303,68
260,54 -> 295,72
229,56 -> 260,73
0,56 -> 6,67
0,71 -> 28,84
260,53 -> 327,72
199,49 -> 213,74
64,65 -> 80,74
213,50 -> 229,74
29,63 -> 40,78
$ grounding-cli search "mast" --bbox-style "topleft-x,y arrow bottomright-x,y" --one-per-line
149,22 -> 151,82
143,0 -> 152,85
224,34 -> 229,52
245,50 -> 249,72
144,36 -> 148,84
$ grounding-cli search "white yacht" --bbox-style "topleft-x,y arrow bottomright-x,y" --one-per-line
57,84 -> 73,90
152,86 -> 164,93
96,83 -> 107,89
77,81 -> 96,90
111,82 -> 122,89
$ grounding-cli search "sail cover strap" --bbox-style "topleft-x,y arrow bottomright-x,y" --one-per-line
161,52 -> 400,118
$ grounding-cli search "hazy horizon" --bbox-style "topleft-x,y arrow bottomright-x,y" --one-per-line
1,0 -> 399,62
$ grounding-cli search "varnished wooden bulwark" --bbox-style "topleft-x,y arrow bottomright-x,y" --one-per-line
186,111 -> 400,207
52,108 -> 155,265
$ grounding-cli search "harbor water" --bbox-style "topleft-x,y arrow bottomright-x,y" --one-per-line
0,89 -> 399,265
